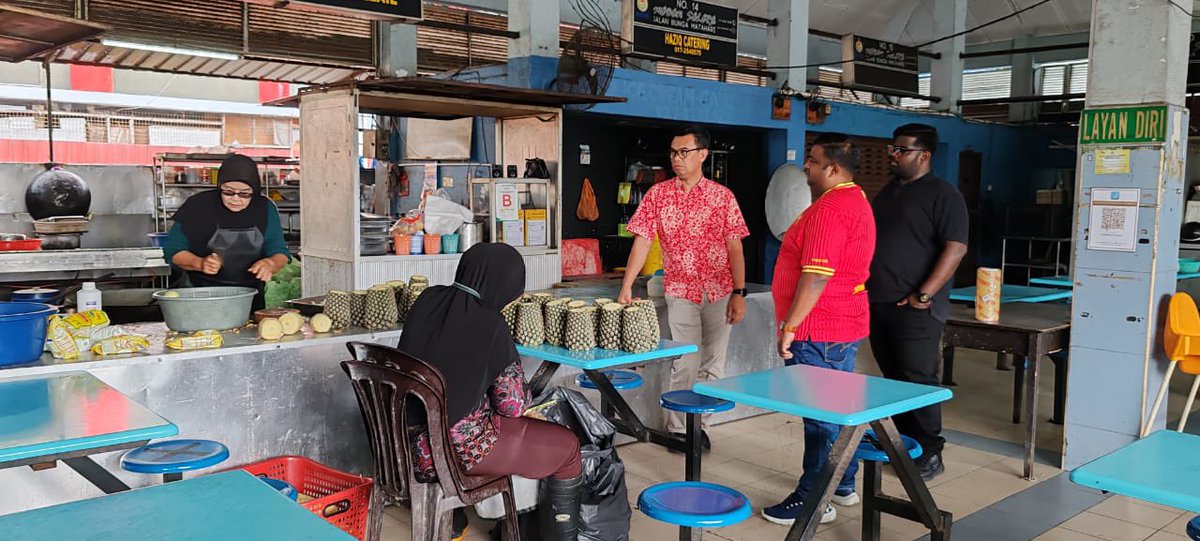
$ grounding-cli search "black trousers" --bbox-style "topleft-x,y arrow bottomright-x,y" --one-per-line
868,303 -> 946,456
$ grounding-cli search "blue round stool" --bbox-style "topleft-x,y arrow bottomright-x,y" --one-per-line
660,391 -> 734,481
854,429 -> 923,463
1187,516 -> 1200,540
576,370 -> 644,390
261,477 -> 299,502
639,481 -> 750,539
120,439 -> 229,483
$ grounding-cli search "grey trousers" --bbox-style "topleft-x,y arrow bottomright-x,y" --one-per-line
665,293 -> 733,433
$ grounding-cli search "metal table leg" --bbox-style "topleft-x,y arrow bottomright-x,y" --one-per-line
527,361 -> 562,397
859,418 -> 953,541
679,411 -> 703,541
62,457 -> 132,494
941,346 -> 957,386
1023,337 -> 1042,481
784,424 -> 866,541
583,368 -> 650,441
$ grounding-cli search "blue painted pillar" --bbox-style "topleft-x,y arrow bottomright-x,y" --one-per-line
1064,0 -> 1190,470
507,0 -> 558,89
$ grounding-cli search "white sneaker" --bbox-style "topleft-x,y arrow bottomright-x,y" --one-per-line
760,493 -> 837,526
832,491 -> 860,506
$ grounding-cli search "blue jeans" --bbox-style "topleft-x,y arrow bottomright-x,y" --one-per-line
787,340 -> 861,498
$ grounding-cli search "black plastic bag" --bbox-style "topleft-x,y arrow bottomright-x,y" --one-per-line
527,386 -> 632,541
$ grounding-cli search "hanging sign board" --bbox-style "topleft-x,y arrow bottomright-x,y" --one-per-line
624,0 -> 738,67
1087,188 -> 1140,252
1078,105 -> 1168,145
289,0 -> 422,21
840,35 -> 919,94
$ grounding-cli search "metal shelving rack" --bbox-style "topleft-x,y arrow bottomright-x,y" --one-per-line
1001,236 -> 1072,284
154,153 -> 302,251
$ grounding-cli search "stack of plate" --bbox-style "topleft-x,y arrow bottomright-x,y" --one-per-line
360,213 -> 392,256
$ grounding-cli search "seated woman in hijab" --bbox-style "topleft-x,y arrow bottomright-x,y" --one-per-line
399,243 -> 583,541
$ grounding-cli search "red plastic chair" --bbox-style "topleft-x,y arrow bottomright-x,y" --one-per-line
342,346 -> 519,541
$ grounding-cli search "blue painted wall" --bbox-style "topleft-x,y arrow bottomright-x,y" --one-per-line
462,60 -> 1071,282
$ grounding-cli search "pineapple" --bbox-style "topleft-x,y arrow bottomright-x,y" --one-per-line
622,305 -> 657,353
409,274 -> 429,286
566,300 -> 587,310
529,292 -> 554,306
363,286 -> 399,329
597,303 -> 623,350
634,300 -> 661,344
501,300 -> 519,334
323,290 -> 352,329
350,290 -> 368,327
402,283 -> 427,321
390,282 -> 409,322
563,307 -> 597,351
543,298 -> 571,346
514,302 -> 545,347
593,298 -> 613,308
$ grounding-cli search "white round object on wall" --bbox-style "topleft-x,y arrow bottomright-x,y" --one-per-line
765,163 -> 812,241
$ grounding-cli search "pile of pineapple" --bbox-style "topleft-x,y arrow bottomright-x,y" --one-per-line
322,274 -> 429,330
504,294 -> 661,353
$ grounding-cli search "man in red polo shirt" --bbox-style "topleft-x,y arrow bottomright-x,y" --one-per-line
762,132 -> 876,526
618,125 -> 750,442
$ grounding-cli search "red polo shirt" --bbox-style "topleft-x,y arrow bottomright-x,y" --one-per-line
772,182 -> 876,343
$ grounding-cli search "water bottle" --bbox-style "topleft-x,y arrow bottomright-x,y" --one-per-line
76,282 -> 102,312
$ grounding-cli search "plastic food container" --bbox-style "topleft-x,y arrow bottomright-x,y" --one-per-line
153,287 -> 256,332
0,302 -> 57,366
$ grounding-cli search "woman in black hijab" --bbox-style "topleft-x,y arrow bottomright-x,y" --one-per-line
399,243 -> 583,541
161,154 -> 290,311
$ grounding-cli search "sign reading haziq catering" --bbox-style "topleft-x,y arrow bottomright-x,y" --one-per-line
291,0 -> 422,21
626,0 -> 738,67
840,35 -> 919,94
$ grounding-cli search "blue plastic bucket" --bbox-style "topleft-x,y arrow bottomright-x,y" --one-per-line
441,233 -> 460,254
0,302 -> 57,367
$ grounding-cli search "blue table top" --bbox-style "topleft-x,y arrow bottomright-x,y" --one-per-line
1030,273 -> 1200,288
1070,430 -> 1200,513
0,470 -> 356,540
949,284 -> 1073,304
517,340 -> 698,370
693,364 -> 953,426
0,372 -> 178,465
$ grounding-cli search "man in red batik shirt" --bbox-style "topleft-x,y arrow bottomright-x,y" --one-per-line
761,133 -> 877,527
618,125 -> 750,445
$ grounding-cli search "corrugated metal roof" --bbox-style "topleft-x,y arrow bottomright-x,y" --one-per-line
49,40 -> 362,85
0,4 -> 108,62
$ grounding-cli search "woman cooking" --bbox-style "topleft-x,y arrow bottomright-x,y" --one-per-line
162,154 -> 290,311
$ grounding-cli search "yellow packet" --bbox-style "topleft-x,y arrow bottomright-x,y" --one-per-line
46,316 -> 81,360
64,310 -> 110,331
166,331 -> 223,351
91,335 -> 150,356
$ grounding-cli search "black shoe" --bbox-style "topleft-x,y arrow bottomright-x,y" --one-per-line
914,452 -> 945,482
540,475 -> 583,541
701,430 -> 712,450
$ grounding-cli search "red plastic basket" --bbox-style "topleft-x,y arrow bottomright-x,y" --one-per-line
236,456 -> 373,540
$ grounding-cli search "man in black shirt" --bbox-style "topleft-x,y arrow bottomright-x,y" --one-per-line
867,123 -> 969,481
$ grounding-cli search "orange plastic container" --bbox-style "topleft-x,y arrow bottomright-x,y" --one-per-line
237,456 -> 373,540
424,233 -> 442,255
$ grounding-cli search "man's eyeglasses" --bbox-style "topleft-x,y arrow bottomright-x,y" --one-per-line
220,189 -> 254,199
887,145 -> 927,155
669,147 -> 705,160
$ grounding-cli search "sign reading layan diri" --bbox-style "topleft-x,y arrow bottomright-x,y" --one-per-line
1079,105 -> 1169,145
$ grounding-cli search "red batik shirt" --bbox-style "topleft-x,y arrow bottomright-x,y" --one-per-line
772,182 -> 876,343
626,178 -> 750,303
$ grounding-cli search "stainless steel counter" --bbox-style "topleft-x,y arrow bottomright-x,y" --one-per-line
0,247 -> 168,282
0,323 -> 400,515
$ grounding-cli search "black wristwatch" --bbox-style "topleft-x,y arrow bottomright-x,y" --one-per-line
732,288 -> 748,297
917,292 -> 932,304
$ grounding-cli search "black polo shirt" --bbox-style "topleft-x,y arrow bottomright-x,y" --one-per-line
867,173 -> 969,321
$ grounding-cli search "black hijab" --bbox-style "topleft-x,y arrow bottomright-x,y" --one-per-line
398,243 -> 526,424
172,154 -> 270,255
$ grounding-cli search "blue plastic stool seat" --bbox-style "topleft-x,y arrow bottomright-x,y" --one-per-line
660,390 -> 734,415
853,430 -> 923,463
638,482 -> 751,528
1187,516 -> 1200,540
576,370 -> 644,390
121,439 -> 230,475
261,477 -> 299,502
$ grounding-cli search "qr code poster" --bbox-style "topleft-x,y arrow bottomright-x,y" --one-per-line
1087,188 -> 1140,252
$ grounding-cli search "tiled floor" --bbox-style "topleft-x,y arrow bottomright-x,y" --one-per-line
378,344 -> 1200,541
